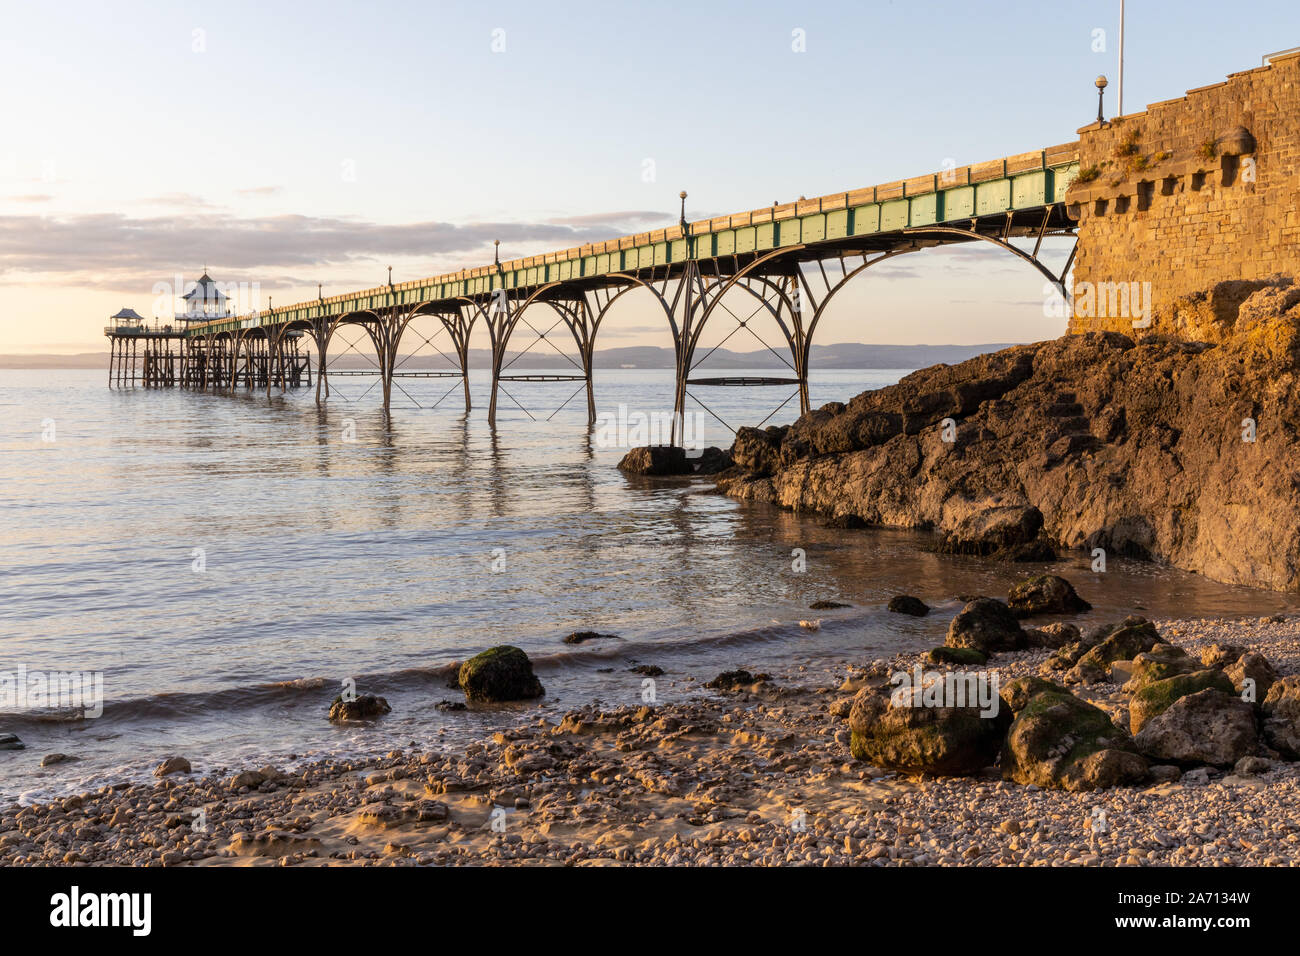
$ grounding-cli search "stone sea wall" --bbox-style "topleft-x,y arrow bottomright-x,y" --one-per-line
1067,50 -> 1300,335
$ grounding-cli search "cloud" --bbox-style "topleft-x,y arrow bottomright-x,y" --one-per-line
133,193 -> 222,210
543,210 -> 669,228
8,194 -> 53,203
0,208 -> 686,292
235,186 -> 284,197
592,324 -> 666,338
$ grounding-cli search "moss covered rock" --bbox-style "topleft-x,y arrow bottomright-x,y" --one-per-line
1007,574 -> 1092,618
925,646 -> 988,666
1063,617 -> 1162,684
999,676 -> 1067,714
1000,682 -> 1146,790
1129,669 -> 1235,733
1121,643 -> 1196,694
458,646 -> 545,703
945,597 -> 1025,653
848,688 -> 1008,776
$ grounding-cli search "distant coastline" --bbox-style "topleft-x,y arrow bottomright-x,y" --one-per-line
0,342 -> 1016,371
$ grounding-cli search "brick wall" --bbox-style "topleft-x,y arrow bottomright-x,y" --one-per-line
1066,50 -> 1300,335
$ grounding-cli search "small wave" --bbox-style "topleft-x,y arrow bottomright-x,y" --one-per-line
0,606 -> 921,733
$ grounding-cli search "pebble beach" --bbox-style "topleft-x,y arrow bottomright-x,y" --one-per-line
3,613 -> 1299,867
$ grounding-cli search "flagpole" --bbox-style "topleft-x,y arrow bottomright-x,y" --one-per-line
1118,0 -> 1125,116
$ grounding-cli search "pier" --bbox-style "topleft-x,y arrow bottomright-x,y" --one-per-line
107,144 -> 1082,435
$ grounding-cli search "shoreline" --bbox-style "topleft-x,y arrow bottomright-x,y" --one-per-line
3,612 -> 1299,866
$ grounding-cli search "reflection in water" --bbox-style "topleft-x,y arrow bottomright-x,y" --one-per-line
0,367 -> 1295,800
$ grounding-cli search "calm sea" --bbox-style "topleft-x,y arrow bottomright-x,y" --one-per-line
1,367 -> 1294,802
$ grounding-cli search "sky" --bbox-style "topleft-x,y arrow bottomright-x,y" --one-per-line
1,0 -> 1297,353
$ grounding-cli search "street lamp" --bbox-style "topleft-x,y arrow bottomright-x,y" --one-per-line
1096,75 -> 1109,123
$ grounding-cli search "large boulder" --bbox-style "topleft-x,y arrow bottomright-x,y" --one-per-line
1133,688 -> 1258,766
617,446 -> 689,476
945,598 -> 1025,653
1129,669 -> 1236,733
1007,575 -> 1091,618
458,646 -> 545,703
1262,676 -> 1300,757
939,505 -> 1048,559
848,687 -> 1008,776
998,678 -> 1147,791
1063,617 -> 1162,684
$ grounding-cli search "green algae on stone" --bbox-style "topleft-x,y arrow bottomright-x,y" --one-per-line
1000,683 -> 1146,791
458,645 -> 545,703
1129,668 -> 1234,733
924,646 -> 989,666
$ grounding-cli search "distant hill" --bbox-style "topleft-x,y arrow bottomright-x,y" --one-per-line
4,343 -> 1016,371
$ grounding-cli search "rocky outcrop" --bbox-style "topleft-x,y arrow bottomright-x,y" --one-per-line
458,646 -> 545,703
718,283 -> 1300,591
693,447 -> 733,474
